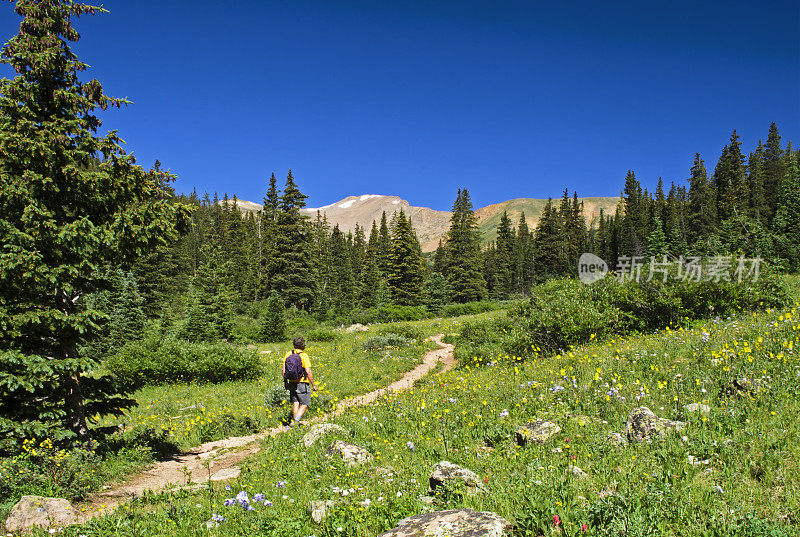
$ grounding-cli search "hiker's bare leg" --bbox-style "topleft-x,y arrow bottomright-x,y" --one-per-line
294,404 -> 308,422
292,401 -> 300,422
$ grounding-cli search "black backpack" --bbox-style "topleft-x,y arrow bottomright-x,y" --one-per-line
284,352 -> 305,381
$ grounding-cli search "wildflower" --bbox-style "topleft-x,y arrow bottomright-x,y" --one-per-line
254,493 -> 265,502
499,409 -> 509,418
553,514 -> 561,526
223,498 -> 235,506
406,441 -> 415,451
235,491 -> 250,505
264,499 -> 273,506
581,524 -> 588,532
448,397 -> 457,403
276,480 -> 287,487
211,513 -> 225,522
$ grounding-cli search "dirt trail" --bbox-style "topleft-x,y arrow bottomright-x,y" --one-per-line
79,334 -> 455,518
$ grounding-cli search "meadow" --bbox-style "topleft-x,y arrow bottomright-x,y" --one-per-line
12,277 -> 792,536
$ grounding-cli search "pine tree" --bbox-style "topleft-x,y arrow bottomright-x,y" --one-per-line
0,0 -> 191,448
494,211 -> 516,298
108,270 -> 146,349
386,210 -> 425,305
762,122 -> 785,223
329,225 -> 355,311
513,213 -> 534,294
747,142 -> 768,225
358,253 -> 383,308
621,171 -> 648,256
772,147 -> 800,271
259,291 -> 287,343
647,217 -> 668,256
377,212 -> 392,276
686,154 -> 716,246
424,272 -> 451,314
533,198 -> 568,279
270,171 -> 315,310
445,189 -> 486,302
713,130 -> 747,221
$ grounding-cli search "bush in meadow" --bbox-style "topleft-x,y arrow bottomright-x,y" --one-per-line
107,338 -> 263,388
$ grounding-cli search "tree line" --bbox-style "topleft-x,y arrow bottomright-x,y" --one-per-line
133,123 -> 797,323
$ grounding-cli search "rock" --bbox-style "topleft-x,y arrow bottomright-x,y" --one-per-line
429,461 -> 483,492
210,467 -> 241,481
302,423 -> 345,448
624,407 -> 686,443
377,508 -> 511,537
565,465 -> 589,479
345,323 -> 370,333
515,420 -> 561,446
685,403 -> 710,414
308,500 -> 337,523
326,440 -> 372,465
5,496 -> 79,533
607,432 -> 629,448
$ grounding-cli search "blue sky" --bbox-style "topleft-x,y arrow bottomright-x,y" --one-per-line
1,1 -> 798,210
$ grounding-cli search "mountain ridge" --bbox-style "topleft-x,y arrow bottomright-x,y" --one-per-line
219,194 -> 620,252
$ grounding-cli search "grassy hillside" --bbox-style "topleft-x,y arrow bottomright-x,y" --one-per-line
29,276 -> 798,536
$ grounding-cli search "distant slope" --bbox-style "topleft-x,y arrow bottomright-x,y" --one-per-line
221,194 -> 620,252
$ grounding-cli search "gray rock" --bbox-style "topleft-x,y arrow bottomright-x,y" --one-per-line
687,455 -> 710,467
308,500 -> 337,523
429,461 -> 483,492
514,420 -> 560,446
607,431 -> 629,447
5,496 -> 79,533
326,440 -> 372,465
624,407 -> 686,443
377,508 -> 511,537
684,403 -> 710,414
302,423 -> 345,448
345,323 -> 370,333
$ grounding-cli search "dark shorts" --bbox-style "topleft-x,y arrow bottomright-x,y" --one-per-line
288,382 -> 311,406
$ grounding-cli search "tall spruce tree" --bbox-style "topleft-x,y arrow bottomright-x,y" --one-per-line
445,189 -> 486,302
386,210 -> 425,305
270,171 -> 315,310
686,154 -> 716,246
533,198 -> 568,279
762,122 -> 785,223
0,0 -> 191,448
772,147 -> 800,271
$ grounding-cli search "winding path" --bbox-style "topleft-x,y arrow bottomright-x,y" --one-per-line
78,334 -> 455,519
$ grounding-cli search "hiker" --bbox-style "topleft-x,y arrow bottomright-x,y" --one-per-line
282,336 -> 317,425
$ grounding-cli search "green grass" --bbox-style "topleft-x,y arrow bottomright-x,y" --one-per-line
32,279 -> 798,536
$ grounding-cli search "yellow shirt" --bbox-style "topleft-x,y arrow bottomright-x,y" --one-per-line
283,349 -> 311,383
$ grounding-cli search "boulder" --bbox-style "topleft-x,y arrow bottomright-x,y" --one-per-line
624,407 -> 686,443
326,440 -> 372,465
345,323 -> 370,333
5,496 -> 79,533
302,423 -> 345,448
308,500 -> 337,524
210,467 -> 241,481
514,420 -> 560,446
377,508 -> 511,537
429,461 -> 483,492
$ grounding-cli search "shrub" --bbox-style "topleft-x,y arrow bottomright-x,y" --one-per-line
305,327 -> 340,342
350,305 -> 428,324
363,333 -> 413,352
379,323 -> 422,341
107,338 -> 264,388
441,300 -> 504,317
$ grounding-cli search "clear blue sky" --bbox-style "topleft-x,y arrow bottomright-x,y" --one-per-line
2,1 -> 798,210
